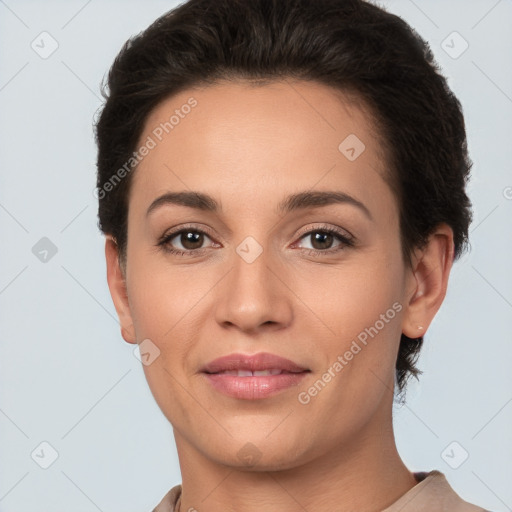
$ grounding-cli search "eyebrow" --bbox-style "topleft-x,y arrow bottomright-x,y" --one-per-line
146,190 -> 372,220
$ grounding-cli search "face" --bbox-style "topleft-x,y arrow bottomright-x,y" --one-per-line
109,80 -> 433,470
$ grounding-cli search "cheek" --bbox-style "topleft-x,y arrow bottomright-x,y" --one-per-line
126,254 -> 221,381
126,245 -> 200,337
293,251 -> 404,398
291,268 -> 403,451
127,263 -> 208,423
294,250 -> 404,336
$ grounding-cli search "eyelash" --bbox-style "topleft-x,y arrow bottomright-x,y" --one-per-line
156,223 -> 355,257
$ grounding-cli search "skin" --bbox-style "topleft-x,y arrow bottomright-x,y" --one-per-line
105,80 -> 454,512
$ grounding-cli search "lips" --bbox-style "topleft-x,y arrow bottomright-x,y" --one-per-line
201,352 -> 309,375
201,352 -> 310,399
214,369 -> 284,376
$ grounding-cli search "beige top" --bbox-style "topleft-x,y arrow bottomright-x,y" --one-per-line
152,470 -> 490,511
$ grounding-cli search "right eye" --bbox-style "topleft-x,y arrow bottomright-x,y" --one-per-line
157,227 -> 218,256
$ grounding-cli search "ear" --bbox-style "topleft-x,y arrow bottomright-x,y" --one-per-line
105,236 -> 137,344
401,223 -> 455,338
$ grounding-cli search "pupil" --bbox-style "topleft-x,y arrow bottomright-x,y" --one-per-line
182,231 -> 203,249
312,232 -> 332,250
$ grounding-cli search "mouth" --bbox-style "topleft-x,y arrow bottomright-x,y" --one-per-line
207,369 -> 300,376
201,351 -> 309,374
201,352 -> 310,400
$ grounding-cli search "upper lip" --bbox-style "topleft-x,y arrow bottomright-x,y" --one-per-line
202,352 -> 309,374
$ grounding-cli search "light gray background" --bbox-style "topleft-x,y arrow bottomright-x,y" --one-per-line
0,1 -> 511,511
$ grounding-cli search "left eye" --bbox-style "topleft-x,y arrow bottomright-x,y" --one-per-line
296,229 -> 353,252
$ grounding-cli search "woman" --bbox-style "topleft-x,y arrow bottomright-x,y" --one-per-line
95,0 -> 490,510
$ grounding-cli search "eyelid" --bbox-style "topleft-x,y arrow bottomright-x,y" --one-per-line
158,223 -> 216,243
294,223 -> 354,241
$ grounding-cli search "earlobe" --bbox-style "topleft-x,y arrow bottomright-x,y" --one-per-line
105,236 -> 137,344
401,224 -> 455,339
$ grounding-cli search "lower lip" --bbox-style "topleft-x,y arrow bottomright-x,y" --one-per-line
203,372 -> 308,400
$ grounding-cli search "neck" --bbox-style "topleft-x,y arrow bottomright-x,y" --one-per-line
173,401 -> 417,512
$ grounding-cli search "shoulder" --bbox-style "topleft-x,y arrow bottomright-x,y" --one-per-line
151,484 -> 182,512
155,474 -> 495,512
382,470 -> 492,512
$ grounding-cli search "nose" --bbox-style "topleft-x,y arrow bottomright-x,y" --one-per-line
214,242 -> 294,334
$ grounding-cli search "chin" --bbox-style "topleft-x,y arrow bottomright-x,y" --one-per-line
207,435 -> 311,472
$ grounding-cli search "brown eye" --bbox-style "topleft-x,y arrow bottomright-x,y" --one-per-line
309,231 -> 335,250
176,231 -> 205,250
294,226 -> 355,255
158,228 -> 216,255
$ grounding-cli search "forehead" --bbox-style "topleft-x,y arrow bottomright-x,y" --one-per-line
129,79 -> 393,218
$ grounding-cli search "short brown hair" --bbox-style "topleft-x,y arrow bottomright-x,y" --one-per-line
95,0 -> 473,397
